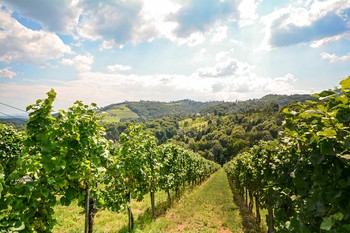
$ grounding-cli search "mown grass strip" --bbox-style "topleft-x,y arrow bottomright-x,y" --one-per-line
53,169 -> 244,232
53,190 -> 171,233
140,168 -> 243,233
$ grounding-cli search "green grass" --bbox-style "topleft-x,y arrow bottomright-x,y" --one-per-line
53,189 -> 174,233
53,170 -> 249,232
99,104 -> 139,123
179,117 -> 208,131
227,183 -> 266,233
141,169 -> 243,232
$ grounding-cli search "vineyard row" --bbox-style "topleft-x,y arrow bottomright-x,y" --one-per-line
0,89 -> 220,233
224,77 -> 350,232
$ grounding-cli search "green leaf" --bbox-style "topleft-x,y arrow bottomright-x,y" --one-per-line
340,77 -> 350,91
320,217 -> 334,230
78,193 -> 85,203
318,90 -> 336,98
290,195 -> 297,201
0,182 -> 3,198
47,88 -> 57,100
332,212 -> 344,221
340,154 -> 350,160
317,128 -> 337,137
344,138 -> 350,149
41,187 -> 50,198
47,177 -> 55,185
319,141 -> 335,155
66,187 -> 77,200
9,222 -> 25,231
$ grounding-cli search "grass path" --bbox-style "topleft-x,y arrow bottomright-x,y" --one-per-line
53,169 -> 244,232
140,168 -> 243,232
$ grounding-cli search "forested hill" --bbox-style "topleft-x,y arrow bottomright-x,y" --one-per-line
127,99 -> 218,119
260,94 -> 316,105
98,94 -> 314,122
98,99 -> 219,121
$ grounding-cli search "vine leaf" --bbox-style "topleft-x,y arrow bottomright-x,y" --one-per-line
340,77 -> 350,92
320,217 -> 334,230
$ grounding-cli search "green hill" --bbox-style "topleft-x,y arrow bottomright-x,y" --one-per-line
99,99 -> 218,122
98,94 -> 315,123
126,99 -> 218,119
260,94 -> 316,105
98,104 -> 139,123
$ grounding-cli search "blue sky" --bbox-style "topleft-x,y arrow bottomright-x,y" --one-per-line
1,0 -> 350,115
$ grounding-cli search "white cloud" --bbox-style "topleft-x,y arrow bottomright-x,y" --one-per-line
262,75 -> 297,93
261,0 -> 350,49
77,0 -> 155,46
142,0 -> 180,20
238,0 -> 259,28
0,0 -> 339,115
215,51 -> 232,62
211,26 -> 228,42
310,34 -> 348,47
177,32 -> 205,46
0,9 -> 72,63
107,64 -> 132,72
0,83 -> 53,115
0,68 -> 16,79
171,0 -> 238,37
192,52 -> 301,97
3,0 -> 81,34
61,54 -> 94,72
0,66 -> 307,114
192,48 -> 207,62
145,0 -> 240,46
228,73 -> 298,95
142,0 -> 180,38
100,40 -> 115,50
321,52 -> 350,62
2,0 -> 242,48
196,57 -> 253,78
274,73 -> 297,82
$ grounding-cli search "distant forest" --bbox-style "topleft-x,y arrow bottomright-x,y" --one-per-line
99,94 -> 315,164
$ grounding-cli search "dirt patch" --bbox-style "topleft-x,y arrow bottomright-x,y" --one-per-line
133,208 -> 143,215
218,227 -> 233,233
176,223 -> 186,232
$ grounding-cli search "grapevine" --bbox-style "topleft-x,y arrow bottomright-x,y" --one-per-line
225,77 -> 350,232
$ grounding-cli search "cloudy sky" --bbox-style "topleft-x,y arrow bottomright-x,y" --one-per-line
1,0 -> 350,115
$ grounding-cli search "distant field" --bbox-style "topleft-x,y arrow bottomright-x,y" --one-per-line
179,117 -> 208,130
99,104 -> 139,123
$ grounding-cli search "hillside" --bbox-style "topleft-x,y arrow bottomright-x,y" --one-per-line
98,94 -> 315,122
98,104 -> 139,123
260,94 -> 316,105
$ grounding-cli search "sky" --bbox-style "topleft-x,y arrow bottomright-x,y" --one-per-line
1,0 -> 350,115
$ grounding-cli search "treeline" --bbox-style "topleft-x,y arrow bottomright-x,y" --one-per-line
260,94 -> 316,106
101,94 -> 314,165
102,102 -> 284,165
174,106 -> 283,164
127,99 -> 214,119
0,90 -> 220,233
224,78 -> 350,232
98,94 -> 314,121
100,99 -> 216,120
